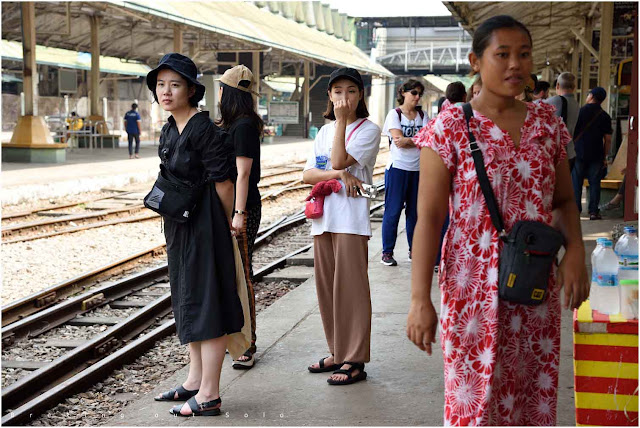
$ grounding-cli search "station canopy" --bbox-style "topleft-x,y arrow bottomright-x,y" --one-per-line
0,1 -> 392,78
1,40 -> 151,76
443,2 -> 599,71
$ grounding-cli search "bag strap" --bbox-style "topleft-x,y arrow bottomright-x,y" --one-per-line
346,119 -> 367,146
462,103 -> 507,239
396,108 -> 402,122
573,109 -> 603,144
559,95 -> 568,125
418,109 -> 425,120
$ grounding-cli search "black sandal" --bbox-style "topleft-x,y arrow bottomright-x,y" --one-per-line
232,349 -> 255,370
308,354 -> 340,373
327,362 -> 367,385
169,396 -> 222,417
154,385 -> 199,402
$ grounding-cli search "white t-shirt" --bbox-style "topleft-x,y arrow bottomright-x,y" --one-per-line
303,119 -> 381,237
382,108 -> 428,171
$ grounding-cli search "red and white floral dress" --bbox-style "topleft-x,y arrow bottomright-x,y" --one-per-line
415,102 -> 570,426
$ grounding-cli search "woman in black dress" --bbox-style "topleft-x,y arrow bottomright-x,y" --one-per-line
215,65 -> 263,370
147,53 -> 247,416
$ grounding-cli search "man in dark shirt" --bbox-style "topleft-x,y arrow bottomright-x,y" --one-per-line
571,87 -> 613,220
124,103 -> 142,159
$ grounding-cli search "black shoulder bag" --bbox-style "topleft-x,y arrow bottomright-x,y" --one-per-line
462,103 -> 565,305
143,164 -> 203,223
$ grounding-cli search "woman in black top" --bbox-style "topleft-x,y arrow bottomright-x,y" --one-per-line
147,53 -> 244,417
216,65 -> 263,369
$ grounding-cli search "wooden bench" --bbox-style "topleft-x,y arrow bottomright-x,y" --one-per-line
583,179 -> 623,190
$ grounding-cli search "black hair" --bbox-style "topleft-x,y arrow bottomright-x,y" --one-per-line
471,15 -> 533,60
131,103 -> 138,110
437,96 -> 446,113
445,81 -> 466,103
396,79 -> 425,105
215,82 -> 264,134
533,80 -> 550,95
323,78 -> 369,120
71,111 -> 77,116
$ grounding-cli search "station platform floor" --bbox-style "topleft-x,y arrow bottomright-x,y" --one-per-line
107,216 -> 621,426
1,137 -> 312,205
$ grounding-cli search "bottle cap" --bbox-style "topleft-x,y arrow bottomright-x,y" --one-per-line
624,226 -> 637,234
596,238 -> 607,244
619,279 -> 639,286
603,241 -> 613,247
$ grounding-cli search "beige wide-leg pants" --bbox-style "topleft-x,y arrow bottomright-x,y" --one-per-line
313,232 -> 371,363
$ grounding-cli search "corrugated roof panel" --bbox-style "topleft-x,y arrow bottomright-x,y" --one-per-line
1,39 -> 151,76
113,1 -> 392,76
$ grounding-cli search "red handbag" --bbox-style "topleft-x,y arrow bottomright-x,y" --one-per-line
304,195 -> 325,219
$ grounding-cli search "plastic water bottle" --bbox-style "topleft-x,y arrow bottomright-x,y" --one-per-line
594,240 -> 620,315
589,238 -> 607,312
615,226 -> 638,282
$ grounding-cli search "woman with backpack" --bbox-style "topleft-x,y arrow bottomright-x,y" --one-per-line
380,79 -> 428,266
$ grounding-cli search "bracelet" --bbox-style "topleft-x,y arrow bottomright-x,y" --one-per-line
234,209 -> 247,215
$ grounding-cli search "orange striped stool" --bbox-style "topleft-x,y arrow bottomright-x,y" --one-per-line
574,300 -> 638,426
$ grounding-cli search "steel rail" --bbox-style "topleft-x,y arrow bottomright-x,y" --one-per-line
1,244 -> 167,327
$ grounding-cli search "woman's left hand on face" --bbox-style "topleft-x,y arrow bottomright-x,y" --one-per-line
557,249 -> 589,310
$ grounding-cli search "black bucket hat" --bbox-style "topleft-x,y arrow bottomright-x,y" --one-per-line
146,53 -> 205,104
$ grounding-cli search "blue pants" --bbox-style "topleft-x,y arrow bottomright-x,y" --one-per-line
382,166 -> 419,254
572,158 -> 603,214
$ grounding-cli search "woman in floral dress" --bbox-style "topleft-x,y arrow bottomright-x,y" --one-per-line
407,16 -> 588,426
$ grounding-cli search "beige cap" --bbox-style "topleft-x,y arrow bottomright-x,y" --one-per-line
217,65 -> 260,96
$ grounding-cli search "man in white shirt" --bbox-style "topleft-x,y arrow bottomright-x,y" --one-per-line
545,72 -> 579,171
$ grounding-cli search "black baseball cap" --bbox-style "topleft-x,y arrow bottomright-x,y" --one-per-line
327,67 -> 364,90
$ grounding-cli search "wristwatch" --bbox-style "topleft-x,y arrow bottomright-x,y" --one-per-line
234,209 -> 247,215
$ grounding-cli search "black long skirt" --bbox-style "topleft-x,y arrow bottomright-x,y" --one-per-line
164,182 -> 244,344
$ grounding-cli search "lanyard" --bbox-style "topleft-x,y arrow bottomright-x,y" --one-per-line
345,119 -> 367,147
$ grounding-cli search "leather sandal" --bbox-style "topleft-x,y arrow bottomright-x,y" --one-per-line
232,349 -> 255,370
154,385 -> 198,402
327,362 -> 367,385
169,396 -> 222,417
308,354 -> 340,373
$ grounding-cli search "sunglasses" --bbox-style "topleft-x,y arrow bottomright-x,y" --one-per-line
407,89 -> 423,97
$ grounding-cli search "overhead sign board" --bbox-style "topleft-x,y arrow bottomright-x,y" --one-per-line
268,101 -> 299,124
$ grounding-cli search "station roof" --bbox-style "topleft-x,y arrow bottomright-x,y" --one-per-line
1,40 -> 151,76
1,1 -> 392,78
443,2 -> 599,72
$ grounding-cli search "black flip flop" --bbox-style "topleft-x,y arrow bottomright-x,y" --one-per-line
308,355 -> 340,373
327,362 -> 367,385
169,396 -> 222,417
154,385 -> 199,402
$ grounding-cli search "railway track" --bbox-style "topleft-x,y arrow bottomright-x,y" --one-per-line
1,182 -> 386,425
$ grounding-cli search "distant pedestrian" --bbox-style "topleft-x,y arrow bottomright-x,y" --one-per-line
215,64 -> 264,370
408,15 -> 588,425
571,86 -> 613,220
440,81 -> 467,112
533,80 -> 550,102
148,53 -> 250,417
303,68 -> 380,385
124,103 -> 141,159
380,79 -> 427,266
545,72 -> 579,171
466,74 -> 482,101
437,96 -> 447,113
517,72 -> 537,102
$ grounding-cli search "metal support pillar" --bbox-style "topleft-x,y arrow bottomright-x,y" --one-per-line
252,52 -> 260,111
303,60 -> 310,138
22,2 -> 36,116
598,1 -> 613,112
174,24 -> 183,54
580,17 -> 593,104
90,15 -> 101,117
570,39 -> 580,80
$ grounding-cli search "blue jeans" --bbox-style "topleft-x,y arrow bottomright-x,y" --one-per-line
572,158 -> 603,214
382,166 -> 419,254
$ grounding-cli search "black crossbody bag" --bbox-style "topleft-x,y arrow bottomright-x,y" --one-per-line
462,103 -> 565,305
144,164 -> 203,223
